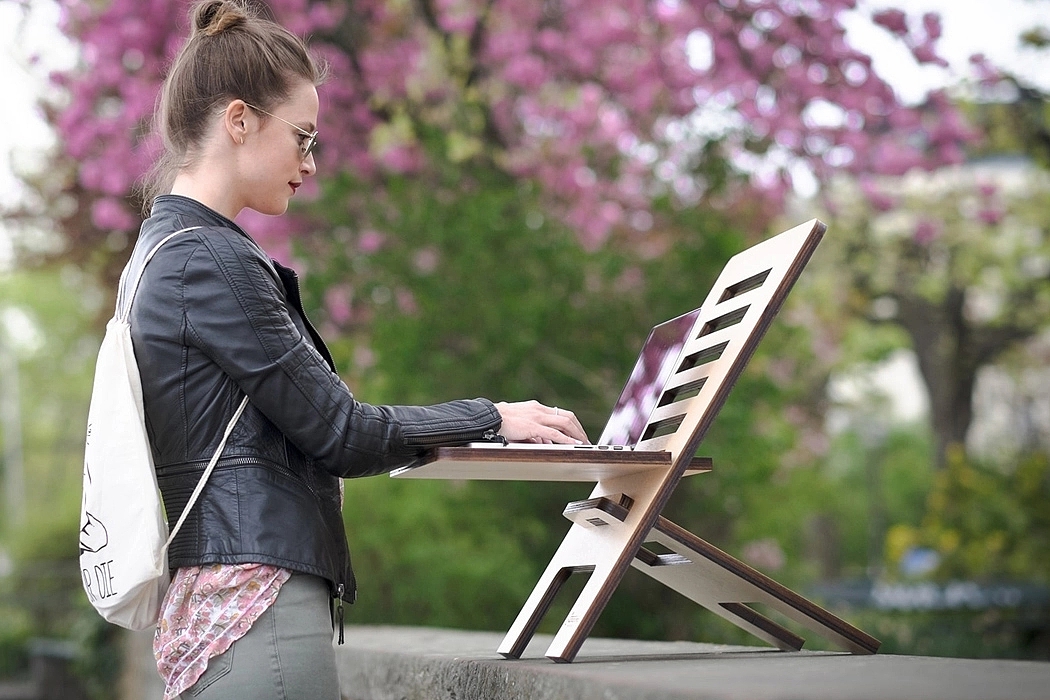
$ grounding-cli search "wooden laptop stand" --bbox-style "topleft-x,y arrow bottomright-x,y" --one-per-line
394,219 -> 880,662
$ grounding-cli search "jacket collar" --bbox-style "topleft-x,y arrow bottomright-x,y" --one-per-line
151,195 -> 251,238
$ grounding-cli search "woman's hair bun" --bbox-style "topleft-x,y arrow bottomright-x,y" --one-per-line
193,0 -> 250,37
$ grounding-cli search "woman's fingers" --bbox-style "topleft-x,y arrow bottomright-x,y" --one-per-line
494,401 -> 591,444
547,406 -> 588,444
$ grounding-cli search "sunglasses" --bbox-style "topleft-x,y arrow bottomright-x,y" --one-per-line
242,102 -> 319,161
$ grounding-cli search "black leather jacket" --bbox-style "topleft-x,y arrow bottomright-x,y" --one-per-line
129,195 -> 501,608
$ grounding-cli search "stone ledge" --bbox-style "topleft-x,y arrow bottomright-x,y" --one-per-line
335,625 -> 1050,700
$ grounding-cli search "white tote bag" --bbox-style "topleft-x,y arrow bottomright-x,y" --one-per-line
79,227 -> 247,630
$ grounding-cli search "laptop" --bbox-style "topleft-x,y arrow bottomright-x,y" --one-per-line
463,307 -> 702,451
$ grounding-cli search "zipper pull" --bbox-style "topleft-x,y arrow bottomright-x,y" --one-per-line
336,583 -> 345,645
483,429 -> 508,446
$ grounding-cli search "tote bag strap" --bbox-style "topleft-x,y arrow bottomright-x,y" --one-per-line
113,224 -> 250,549
165,394 -> 249,548
117,226 -> 203,321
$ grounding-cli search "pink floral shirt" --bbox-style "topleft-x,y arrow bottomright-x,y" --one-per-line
153,564 -> 291,700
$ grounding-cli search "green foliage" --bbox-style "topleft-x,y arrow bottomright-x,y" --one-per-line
878,429 -> 939,530
71,615 -> 124,700
302,166 -> 741,425
0,596 -> 31,677
0,268 -> 117,691
341,476 -> 547,630
888,450 -> 1050,583
0,267 -> 97,539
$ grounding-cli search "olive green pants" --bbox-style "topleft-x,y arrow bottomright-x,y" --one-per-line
182,573 -> 340,700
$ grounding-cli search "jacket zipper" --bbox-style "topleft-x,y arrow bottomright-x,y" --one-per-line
403,428 -> 502,447
335,583 -> 346,644
160,455 -> 323,501
157,455 -> 272,477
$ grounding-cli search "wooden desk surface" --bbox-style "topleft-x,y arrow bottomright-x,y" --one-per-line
391,447 -> 713,481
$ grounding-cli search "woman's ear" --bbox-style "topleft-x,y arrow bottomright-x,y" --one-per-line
221,100 -> 251,145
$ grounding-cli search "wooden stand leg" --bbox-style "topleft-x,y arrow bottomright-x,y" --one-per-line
500,497 -> 879,661
497,562 -> 580,659
542,557 -> 622,662
499,470 -> 668,662
496,518 -> 635,663
633,516 -> 880,654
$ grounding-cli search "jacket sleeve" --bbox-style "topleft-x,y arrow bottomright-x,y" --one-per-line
180,229 -> 502,478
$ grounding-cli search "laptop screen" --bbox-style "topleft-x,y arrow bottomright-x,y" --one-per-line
598,308 -> 701,446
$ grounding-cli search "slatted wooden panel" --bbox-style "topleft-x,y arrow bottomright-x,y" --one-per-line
636,219 -> 826,464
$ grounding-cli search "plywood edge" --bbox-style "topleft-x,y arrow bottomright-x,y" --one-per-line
390,448 -> 712,481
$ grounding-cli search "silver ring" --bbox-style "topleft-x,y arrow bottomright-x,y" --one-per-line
554,407 -> 560,416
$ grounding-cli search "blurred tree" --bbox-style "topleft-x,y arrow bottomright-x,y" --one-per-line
4,0 -> 978,296
812,158 -> 1050,469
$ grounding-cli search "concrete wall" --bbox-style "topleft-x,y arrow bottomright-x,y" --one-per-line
112,622 -> 1050,699
334,625 -> 1050,700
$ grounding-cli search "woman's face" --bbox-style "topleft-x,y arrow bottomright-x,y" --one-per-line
239,80 -> 319,217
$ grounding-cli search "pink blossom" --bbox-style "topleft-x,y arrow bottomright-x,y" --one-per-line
324,285 -> 353,325
872,9 -> 908,36
502,54 -> 548,91
43,0 -> 981,254
395,288 -> 419,315
870,139 -> 922,176
377,145 -> 424,174
235,210 -> 295,264
969,53 -> 1003,85
535,28 -> 562,55
977,208 -> 1004,226
913,218 -> 941,245
911,42 -> 949,67
485,28 -> 533,63
91,197 -> 137,231
358,230 -> 386,254
614,265 -> 643,293
934,142 -> 966,166
412,247 -> 440,275
598,200 -> 623,227
860,178 -> 896,212
921,13 -> 942,41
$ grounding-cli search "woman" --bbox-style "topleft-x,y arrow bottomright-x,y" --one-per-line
128,2 -> 588,697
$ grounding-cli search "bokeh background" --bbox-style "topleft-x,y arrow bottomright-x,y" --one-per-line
1,0 -> 1049,696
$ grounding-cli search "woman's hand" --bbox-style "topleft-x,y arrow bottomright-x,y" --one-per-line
494,400 -> 590,445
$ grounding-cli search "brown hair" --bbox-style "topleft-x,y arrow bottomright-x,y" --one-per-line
138,0 -> 326,212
